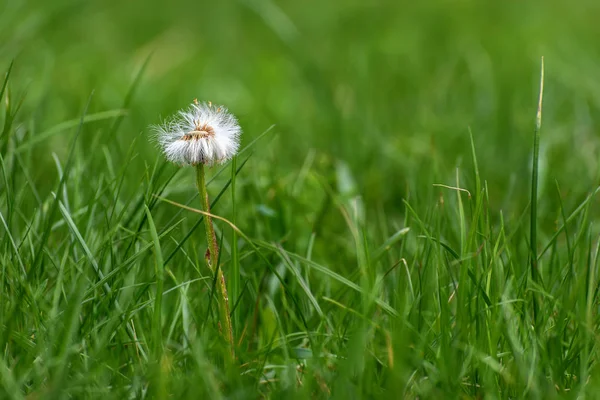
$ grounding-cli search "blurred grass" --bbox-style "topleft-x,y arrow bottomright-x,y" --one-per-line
2,0 -> 600,398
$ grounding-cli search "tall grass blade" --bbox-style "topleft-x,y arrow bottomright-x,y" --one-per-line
529,56 -> 545,324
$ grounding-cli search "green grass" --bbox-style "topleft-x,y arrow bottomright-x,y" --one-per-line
2,0 -> 600,398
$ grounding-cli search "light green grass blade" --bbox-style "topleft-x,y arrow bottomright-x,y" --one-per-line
530,56 -> 544,286
15,110 -> 128,153
276,244 -> 324,318
32,92 -> 94,273
57,199 -> 110,293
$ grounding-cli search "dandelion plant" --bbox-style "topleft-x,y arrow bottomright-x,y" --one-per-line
152,99 -> 240,359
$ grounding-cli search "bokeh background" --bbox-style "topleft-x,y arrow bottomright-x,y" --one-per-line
5,0 -> 600,397
4,0 -> 600,212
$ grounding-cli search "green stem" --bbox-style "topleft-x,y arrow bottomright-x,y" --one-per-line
195,163 -> 235,359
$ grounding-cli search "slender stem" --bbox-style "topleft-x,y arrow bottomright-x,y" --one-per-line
196,163 -> 219,267
195,163 -> 235,359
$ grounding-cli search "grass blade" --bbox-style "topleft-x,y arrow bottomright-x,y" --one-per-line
15,109 -> 128,153
529,56 -> 544,321
145,205 -> 165,359
31,92 -> 94,274
0,61 -> 13,103
529,56 -> 545,280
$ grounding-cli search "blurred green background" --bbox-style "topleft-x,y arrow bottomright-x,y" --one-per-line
4,0 -> 600,211
4,0 -> 600,397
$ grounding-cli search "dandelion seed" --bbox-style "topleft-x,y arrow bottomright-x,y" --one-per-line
152,101 -> 241,166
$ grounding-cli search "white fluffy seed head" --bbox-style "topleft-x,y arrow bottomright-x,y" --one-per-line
151,101 -> 241,166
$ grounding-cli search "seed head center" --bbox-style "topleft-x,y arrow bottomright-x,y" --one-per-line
183,124 -> 215,141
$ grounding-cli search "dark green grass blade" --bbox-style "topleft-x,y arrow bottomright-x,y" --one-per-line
230,156 -> 240,333
538,186 -> 600,259
0,61 -> 13,103
145,205 -> 165,360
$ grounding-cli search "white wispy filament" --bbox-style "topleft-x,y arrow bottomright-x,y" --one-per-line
153,101 -> 241,166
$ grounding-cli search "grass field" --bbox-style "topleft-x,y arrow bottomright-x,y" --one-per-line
2,0 -> 600,398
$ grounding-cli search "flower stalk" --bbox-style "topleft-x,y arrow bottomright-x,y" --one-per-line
196,163 -> 234,359
152,99 -> 241,361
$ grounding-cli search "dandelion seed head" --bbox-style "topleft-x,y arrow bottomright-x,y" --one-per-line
152,101 -> 241,166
